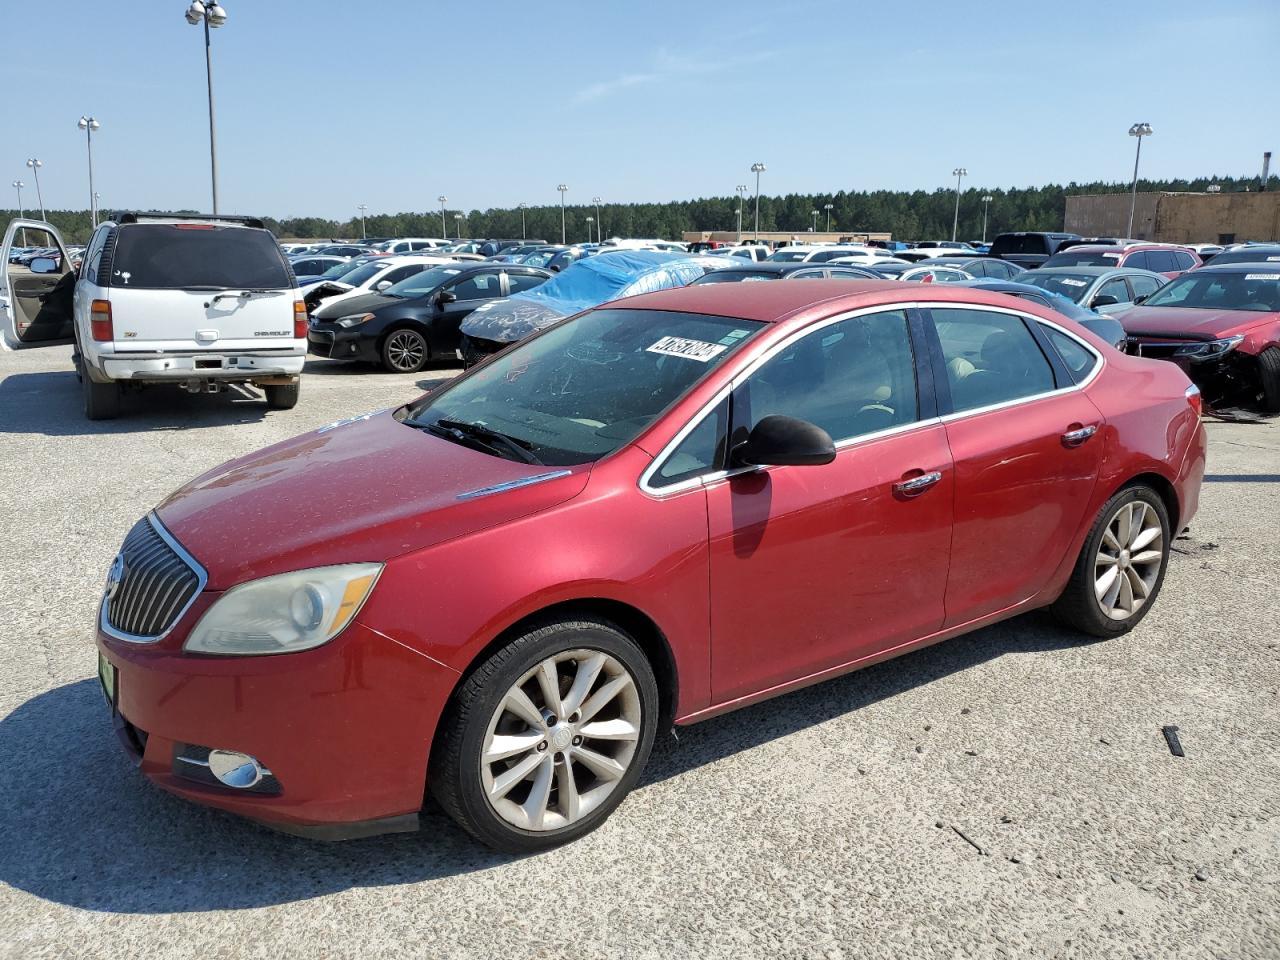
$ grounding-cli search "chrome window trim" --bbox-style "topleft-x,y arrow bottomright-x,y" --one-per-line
639,304 -> 928,497
99,512 -> 209,645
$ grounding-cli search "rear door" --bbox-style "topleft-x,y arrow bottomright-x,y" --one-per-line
104,223 -> 298,351
1,219 -> 74,348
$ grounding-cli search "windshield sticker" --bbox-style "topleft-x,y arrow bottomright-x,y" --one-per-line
1266,256 -> 1280,261
1058,278 -> 1087,287
1102,253 -> 1121,258
1244,273 -> 1280,281
646,335 -> 727,362
718,328 -> 752,345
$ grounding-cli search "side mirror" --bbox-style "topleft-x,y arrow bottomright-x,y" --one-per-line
436,289 -> 457,306
1091,294 -> 1120,307
1133,293 -> 1149,305
28,257 -> 60,275
374,280 -> 392,292
732,415 -> 836,468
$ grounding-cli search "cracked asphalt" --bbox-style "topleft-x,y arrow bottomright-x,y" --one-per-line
1,344 -> 1277,959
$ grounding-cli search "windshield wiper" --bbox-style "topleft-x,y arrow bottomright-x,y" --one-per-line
416,418 -> 542,464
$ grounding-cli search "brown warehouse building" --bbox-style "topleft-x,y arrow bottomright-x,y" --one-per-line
1065,191 -> 1280,244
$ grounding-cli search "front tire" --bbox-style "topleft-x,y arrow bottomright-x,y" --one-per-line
430,618 -> 659,853
1257,346 -> 1280,414
82,373 -> 120,421
1052,485 -> 1171,638
381,328 -> 429,373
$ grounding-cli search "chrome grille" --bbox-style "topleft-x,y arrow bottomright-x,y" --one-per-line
102,515 -> 206,641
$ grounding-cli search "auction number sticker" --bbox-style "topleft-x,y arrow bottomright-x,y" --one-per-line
1244,273 -> 1280,281
646,336 -> 727,362
1058,278 -> 1087,287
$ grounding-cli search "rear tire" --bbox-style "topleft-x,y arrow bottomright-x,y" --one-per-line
82,374 -> 120,421
1052,485 -> 1171,639
264,382 -> 300,410
430,618 -> 659,853
1258,346 -> 1280,414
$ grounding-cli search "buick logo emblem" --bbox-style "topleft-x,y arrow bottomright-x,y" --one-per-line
105,554 -> 126,600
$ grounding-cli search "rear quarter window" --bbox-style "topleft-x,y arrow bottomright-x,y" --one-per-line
109,225 -> 293,290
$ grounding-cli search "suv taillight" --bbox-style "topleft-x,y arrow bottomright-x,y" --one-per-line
1186,383 -> 1203,418
90,300 -> 113,341
294,301 -> 308,338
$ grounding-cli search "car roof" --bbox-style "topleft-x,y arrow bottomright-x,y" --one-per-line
1030,265 -> 1160,277
707,261 -> 836,275
1193,262 -> 1280,272
616,279 -> 1045,325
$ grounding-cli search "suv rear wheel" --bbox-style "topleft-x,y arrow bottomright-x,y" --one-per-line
264,381 -> 300,410
82,374 -> 121,421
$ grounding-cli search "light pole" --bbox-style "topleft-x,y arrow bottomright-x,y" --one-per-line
980,194 -> 993,244
557,184 -> 569,244
184,1 -> 228,215
951,167 -> 967,242
357,204 -> 367,239
735,184 -> 747,241
750,162 -> 766,240
1126,123 -> 1154,239
518,202 -> 527,239
810,209 -> 819,232
12,180 -> 25,245
77,116 -> 102,227
437,195 -> 448,238
454,212 -> 464,239
824,202 -> 833,233
25,159 -> 45,221
592,196 -> 602,242
586,216 -> 595,243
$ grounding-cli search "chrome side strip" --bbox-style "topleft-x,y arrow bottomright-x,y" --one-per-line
456,470 -> 573,500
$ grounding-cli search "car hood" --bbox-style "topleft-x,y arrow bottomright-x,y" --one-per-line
155,411 -> 589,589
313,290 -> 402,320
1117,305 -> 1276,340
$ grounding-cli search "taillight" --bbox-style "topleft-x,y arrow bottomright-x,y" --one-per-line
1186,383 -> 1203,418
90,300 -> 113,341
294,301 -> 308,338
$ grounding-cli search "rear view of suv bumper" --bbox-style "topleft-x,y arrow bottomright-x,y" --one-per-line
101,352 -> 305,382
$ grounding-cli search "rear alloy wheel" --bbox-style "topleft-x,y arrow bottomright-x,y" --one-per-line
431,619 -> 658,852
382,328 -> 428,373
1052,485 -> 1170,638
1258,346 -> 1280,414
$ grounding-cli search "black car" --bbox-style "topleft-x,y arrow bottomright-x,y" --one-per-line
914,256 -> 1024,280
478,239 -> 546,257
312,244 -> 374,258
308,262 -> 552,372
1204,244 -> 1280,267
688,261 -> 884,283
988,231 -> 1081,270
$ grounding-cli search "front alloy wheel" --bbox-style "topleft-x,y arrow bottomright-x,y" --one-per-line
382,329 -> 428,372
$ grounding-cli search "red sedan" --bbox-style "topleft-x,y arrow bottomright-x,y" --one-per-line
96,281 -> 1206,851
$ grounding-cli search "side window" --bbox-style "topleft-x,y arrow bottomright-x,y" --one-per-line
1043,326 -> 1099,383
1174,251 -> 1195,270
651,398 -> 729,489
385,266 -> 420,284
736,310 -> 919,443
989,260 -> 1017,279
1147,250 -> 1178,273
1124,251 -> 1150,271
1096,277 -> 1131,304
1128,275 -> 1162,299
449,272 -> 504,300
82,228 -> 108,285
933,308 -> 1057,414
505,272 -> 546,295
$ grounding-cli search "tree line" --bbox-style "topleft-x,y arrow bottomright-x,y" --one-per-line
5,173 -> 1274,245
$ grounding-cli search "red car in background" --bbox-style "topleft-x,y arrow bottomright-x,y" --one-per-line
1043,242 -> 1201,279
95,281 -> 1206,851
1117,263 -> 1280,412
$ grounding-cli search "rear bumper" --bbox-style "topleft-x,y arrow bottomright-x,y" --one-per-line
100,352 -> 305,382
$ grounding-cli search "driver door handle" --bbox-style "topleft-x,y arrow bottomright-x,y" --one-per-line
1062,424 -> 1098,446
893,471 -> 943,496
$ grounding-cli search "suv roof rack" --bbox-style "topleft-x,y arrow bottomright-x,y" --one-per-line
112,212 -> 266,229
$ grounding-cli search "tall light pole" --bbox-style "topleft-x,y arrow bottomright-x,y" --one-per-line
77,117 -> 102,227
12,181 -> 25,245
357,204 -> 367,239
810,209 -> 819,232
586,216 -> 595,243
184,1 -> 227,215
1126,123 -> 1154,239
750,162 -> 766,240
823,202 -> 833,233
951,167 -> 967,242
980,194 -> 993,244
454,212 -> 464,239
735,184 -> 747,241
557,184 -> 569,244
25,159 -> 45,221
437,195 -> 448,238
518,202 -> 527,239
592,196 -> 602,242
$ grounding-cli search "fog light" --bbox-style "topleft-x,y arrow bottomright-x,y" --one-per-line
208,749 -> 265,788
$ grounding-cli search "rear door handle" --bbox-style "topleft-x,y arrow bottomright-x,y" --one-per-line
893,471 -> 943,496
1061,424 -> 1098,446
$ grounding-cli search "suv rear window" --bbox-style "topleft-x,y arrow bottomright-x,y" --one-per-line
109,224 -> 292,290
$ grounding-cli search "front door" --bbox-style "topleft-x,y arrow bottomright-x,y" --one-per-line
925,305 -> 1103,626
1,219 -> 75,347
707,308 -> 955,703
434,270 -> 507,352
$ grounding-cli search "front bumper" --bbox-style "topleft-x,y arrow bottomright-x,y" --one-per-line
96,619 -> 459,838
459,334 -> 506,368
307,324 -> 372,361
101,352 -> 305,382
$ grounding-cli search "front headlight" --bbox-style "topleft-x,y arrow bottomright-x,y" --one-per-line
337,313 -> 375,328
184,563 -> 383,656
1172,335 -> 1244,362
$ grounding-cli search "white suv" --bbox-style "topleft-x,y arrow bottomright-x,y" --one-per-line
69,214 -> 305,419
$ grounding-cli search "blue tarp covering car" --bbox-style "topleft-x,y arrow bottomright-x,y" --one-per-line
459,251 -> 733,363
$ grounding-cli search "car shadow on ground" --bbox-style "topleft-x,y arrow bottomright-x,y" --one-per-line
0,612 -> 1091,914
304,358 -> 459,377
0,371 -> 272,437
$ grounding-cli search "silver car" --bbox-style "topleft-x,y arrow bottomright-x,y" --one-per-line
1013,266 -> 1167,315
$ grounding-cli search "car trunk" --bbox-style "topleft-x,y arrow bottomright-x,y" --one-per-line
107,287 -> 297,351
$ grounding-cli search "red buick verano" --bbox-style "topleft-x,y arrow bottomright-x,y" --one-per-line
96,281 -> 1206,851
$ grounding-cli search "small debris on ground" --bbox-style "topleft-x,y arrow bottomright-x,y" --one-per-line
1195,869 -> 1209,882
1162,725 -> 1186,758
951,826 -> 985,856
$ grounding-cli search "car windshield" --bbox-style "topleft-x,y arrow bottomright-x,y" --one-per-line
767,250 -> 809,262
521,250 -> 560,267
1017,271 -> 1096,303
1209,247 -> 1280,266
319,261 -> 355,279
384,264 -> 465,297
1140,270 -> 1280,311
693,270 -> 776,283
404,308 -> 762,465
109,224 -> 291,289
1045,250 -> 1121,267
339,263 -> 387,287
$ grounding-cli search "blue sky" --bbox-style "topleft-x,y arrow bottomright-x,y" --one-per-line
2,1 -> 1276,220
